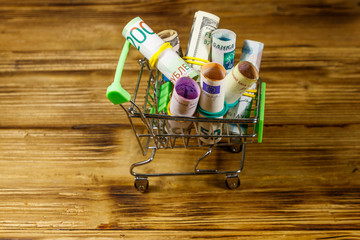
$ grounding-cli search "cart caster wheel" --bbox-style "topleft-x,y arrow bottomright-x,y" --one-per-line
226,176 -> 240,190
134,178 -> 149,192
230,144 -> 242,153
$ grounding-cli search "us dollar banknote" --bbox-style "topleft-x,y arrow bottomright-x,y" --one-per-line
158,29 -> 183,57
185,11 -> 220,72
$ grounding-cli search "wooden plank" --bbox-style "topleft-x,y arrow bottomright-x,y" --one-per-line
0,230 -> 359,240
0,0 -> 360,238
0,1 -> 359,52
0,125 -> 358,232
1,58 -> 359,127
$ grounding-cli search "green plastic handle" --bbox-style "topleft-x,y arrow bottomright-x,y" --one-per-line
258,82 -> 266,143
106,40 -> 131,104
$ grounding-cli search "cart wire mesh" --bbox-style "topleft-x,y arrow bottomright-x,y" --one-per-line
120,58 -> 263,156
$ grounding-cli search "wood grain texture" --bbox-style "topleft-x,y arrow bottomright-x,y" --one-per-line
0,0 -> 360,239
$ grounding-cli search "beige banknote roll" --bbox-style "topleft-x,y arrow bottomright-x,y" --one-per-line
198,62 -> 226,144
158,29 -> 183,57
224,61 -> 259,105
225,40 -> 264,135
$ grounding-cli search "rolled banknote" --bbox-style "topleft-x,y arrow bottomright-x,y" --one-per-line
185,11 -> 220,73
225,83 -> 256,135
211,29 -> 236,74
158,29 -> 183,57
167,77 -> 200,134
224,61 -> 259,105
240,40 -> 264,71
198,114 -> 222,144
123,17 -> 198,83
199,62 -> 227,113
169,77 -> 200,116
198,62 -> 226,144
226,40 -> 264,135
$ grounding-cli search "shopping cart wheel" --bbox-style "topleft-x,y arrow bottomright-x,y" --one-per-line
225,175 -> 240,189
230,144 -> 242,153
134,177 -> 149,192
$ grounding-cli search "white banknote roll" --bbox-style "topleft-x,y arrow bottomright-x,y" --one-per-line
211,29 -> 236,74
185,11 -> 220,72
240,40 -> 264,71
123,17 -> 198,83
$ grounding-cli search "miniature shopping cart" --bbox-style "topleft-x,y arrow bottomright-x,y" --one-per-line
107,41 -> 266,192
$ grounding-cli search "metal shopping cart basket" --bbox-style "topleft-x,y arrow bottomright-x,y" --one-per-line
107,41 -> 266,192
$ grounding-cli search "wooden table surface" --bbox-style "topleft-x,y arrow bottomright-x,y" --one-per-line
1,0 -> 360,239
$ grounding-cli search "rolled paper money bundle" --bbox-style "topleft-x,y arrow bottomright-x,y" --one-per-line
225,85 -> 254,135
185,11 -> 220,73
198,114 -> 222,144
158,29 -> 183,57
199,62 -> 227,113
237,40 -> 264,106
224,61 -> 259,105
169,77 -> 200,116
211,29 -> 236,74
167,77 -> 200,134
226,40 -> 264,135
123,17 -> 198,84
198,62 -> 226,144
240,40 -> 264,71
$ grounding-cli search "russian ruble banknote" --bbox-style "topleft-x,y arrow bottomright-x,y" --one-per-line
211,29 -> 236,74
240,40 -> 264,72
167,77 -> 200,134
123,17 -> 198,83
226,40 -> 264,135
224,61 -> 259,105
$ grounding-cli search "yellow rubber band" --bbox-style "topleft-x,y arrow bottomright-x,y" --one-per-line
183,56 -> 210,63
149,42 -> 172,67
246,89 -> 257,93
243,93 -> 256,98
184,60 -> 205,66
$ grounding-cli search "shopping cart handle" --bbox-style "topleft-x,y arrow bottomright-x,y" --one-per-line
106,40 -> 131,104
258,82 -> 266,143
